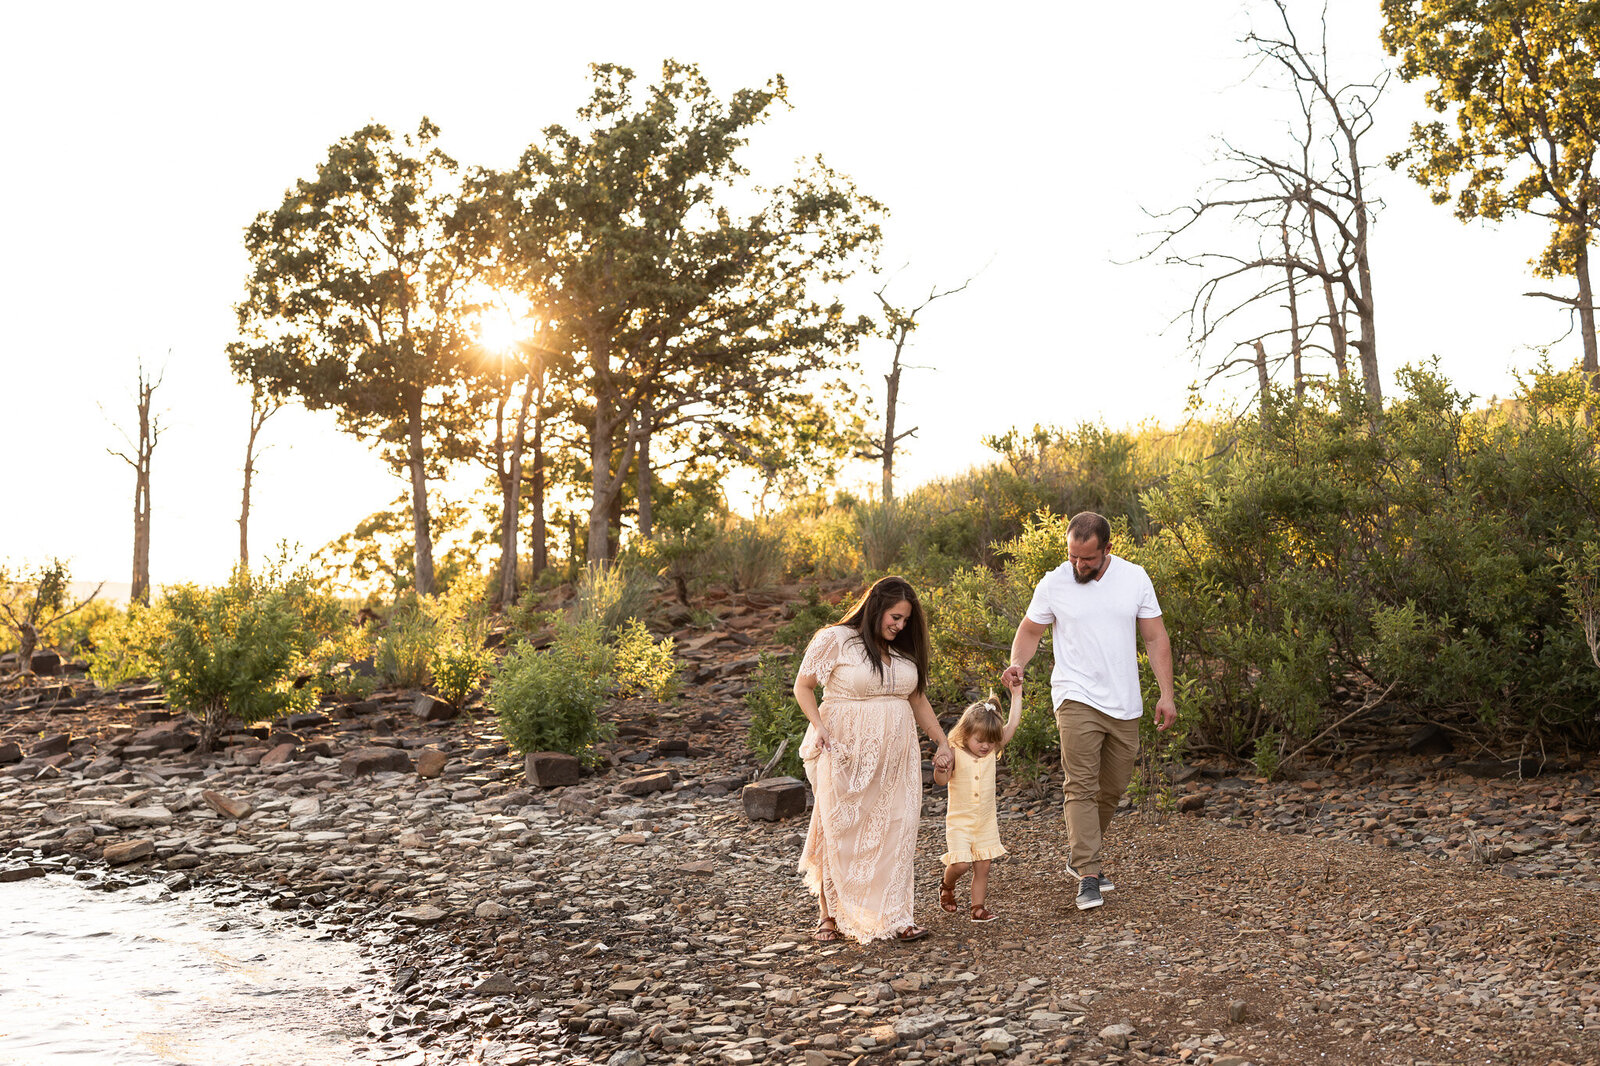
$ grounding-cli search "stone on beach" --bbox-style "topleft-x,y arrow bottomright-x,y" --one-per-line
742,776 -> 806,820
340,747 -> 412,776
524,751 -> 580,788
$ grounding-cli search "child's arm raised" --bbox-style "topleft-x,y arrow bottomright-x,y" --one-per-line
999,677 -> 1025,746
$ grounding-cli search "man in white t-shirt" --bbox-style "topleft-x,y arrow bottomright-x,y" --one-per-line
1001,512 -> 1175,911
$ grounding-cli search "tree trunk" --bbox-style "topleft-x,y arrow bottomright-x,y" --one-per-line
238,388 -> 275,572
131,387 -> 153,607
528,369 -> 548,577
1282,221 -> 1305,399
15,622 -> 37,677
497,375 -> 534,608
1253,340 -> 1272,426
1576,230 -> 1599,393
1347,136 -> 1381,405
635,406 -> 654,540
882,356 -> 900,503
405,393 -> 436,597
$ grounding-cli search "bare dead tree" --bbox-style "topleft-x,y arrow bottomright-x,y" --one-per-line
239,381 -> 282,571
108,361 -> 165,606
860,275 -> 974,501
1142,1 -> 1386,409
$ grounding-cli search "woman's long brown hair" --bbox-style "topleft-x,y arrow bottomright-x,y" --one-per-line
837,575 -> 930,694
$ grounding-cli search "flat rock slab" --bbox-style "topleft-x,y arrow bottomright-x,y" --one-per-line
103,839 -> 154,865
395,905 -> 450,925
0,864 -> 47,882
616,770 -> 676,797
525,751 -> 580,788
742,777 -> 807,821
0,742 -> 20,765
413,694 -> 456,721
30,734 -> 70,758
104,806 -> 174,828
341,747 -> 413,776
201,790 -> 252,820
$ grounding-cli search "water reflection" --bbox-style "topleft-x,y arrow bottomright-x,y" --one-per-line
0,874 -> 375,1065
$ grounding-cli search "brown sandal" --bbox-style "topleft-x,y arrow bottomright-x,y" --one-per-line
895,925 -> 930,941
814,917 -> 842,943
970,904 -> 998,923
939,874 -> 959,913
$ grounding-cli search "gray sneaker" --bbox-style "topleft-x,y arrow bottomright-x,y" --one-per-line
1075,877 -> 1103,911
1065,863 -> 1115,893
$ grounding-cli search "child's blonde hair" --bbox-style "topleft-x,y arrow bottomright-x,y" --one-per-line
948,694 -> 1007,754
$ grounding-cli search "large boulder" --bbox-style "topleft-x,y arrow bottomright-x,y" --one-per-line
340,747 -> 413,777
524,751 -> 581,788
742,777 -> 807,821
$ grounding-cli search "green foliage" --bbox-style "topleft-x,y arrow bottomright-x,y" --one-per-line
855,499 -> 913,572
746,587 -> 847,778
0,559 -> 103,673
155,566 -> 341,749
86,604 -> 169,687
574,561 -> 657,635
721,519 -> 785,593
373,599 -> 438,690
745,653 -> 807,779
774,503 -> 864,580
1131,366 -> 1600,752
611,618 -> 679,702
775,585 -> 845,650
434,644 -> 495,708
1381,1 -> 1600,281
1557,539 -> 1600,675
490,630 -> 614,764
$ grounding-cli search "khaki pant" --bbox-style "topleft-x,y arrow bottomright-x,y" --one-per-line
1055,699 -> 1140,878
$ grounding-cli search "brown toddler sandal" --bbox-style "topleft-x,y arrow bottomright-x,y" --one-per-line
970,904 -> 998,923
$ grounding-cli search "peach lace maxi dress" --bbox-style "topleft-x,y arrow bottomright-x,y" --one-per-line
796,624 -> 922,944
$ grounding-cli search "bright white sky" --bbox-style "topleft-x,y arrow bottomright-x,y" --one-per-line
0,1 -> 1577,591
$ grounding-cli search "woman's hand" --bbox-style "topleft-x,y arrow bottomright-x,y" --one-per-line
933,743 -> 953,771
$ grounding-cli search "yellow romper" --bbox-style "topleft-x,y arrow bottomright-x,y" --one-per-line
941,745 -> 1006,865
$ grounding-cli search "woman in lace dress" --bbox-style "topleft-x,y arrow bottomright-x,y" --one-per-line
793,576 -> 953,943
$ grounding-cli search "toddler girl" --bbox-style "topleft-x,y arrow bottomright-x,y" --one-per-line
933,676 -> 1023,922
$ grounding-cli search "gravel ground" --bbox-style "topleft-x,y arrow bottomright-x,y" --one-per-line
2,601 -> 1597,1066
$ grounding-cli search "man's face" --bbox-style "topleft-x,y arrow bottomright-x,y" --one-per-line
1068,535 -> 1108,584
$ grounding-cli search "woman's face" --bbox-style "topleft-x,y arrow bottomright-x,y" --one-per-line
878,599 -> 912,643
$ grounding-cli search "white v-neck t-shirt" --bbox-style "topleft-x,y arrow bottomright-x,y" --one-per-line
1024,554 -> 1162,720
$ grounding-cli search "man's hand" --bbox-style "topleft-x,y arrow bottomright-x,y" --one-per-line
1154,697 -> 1177,732
1001,663 -> 1025,689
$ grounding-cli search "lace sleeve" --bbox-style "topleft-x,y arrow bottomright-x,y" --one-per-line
797,626 -> 846,684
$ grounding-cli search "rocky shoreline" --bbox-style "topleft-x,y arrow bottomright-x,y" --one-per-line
3,635 -> 1600,1066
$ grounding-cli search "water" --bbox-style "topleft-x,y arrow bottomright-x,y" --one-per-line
0,875 -> 381,1065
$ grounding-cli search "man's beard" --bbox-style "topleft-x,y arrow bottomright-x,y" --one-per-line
1072,565 -> 1096,584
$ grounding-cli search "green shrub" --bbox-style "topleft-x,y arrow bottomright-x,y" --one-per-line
434,644 -> 495,708
575,561 -> 657,634
373,598 -> 437,689
490,629 -> 615,764
777,504 -> 862,579
156,565 -> 341,750
855,499 -> 914,572
722,519 -> 785,592
86,603 -> 168,687
746,653 -> 807,779
611,618 -> 679,701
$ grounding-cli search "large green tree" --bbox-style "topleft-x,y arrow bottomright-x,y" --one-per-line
1383,0 -> 1600,387
497,61 -> 882,561
229,120 -> 482,595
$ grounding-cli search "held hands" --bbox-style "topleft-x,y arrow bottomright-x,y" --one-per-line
932,743 -> 953,771
1000,662 -> 1025,690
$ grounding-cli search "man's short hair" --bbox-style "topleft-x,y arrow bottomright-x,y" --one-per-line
1066,511 -> 1111,549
